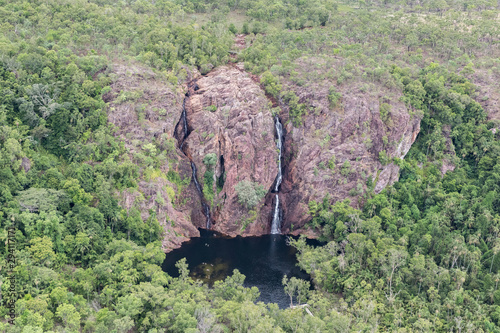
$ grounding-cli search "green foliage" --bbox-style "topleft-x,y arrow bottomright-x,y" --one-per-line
379,102 -> 391,123
56,304 -> 81,331
327,86 -> 342,108
202,153 -> 217,204
242,22 -> 250,34
328,155 -> 336,171
205,105 -> 217,112
294,64 -> 500,331
340,160 -> 351,177
378,150 -> 389,165
242,0 -> 337,25
229,23 -> 238,34
29,236 -> 56,267
282,90 -> 308,127
282,275 -> 310,307
240,209 -> 258,231
234,180 -> 266,209
261,71 -> 282,97
203,153 -> 217,167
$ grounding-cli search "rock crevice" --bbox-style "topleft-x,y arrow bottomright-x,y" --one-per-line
174,84 -> 212,229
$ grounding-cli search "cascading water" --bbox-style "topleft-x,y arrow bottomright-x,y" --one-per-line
271,195 -> 281,234
178,98 -> 189,150
175,90 -> 211,229
191,162 -> 203,194
274,116 -> 283,192
271,116 -> 284,234
191,162 -> 211,229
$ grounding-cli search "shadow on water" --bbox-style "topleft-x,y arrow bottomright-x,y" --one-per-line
162,229 -> 322,309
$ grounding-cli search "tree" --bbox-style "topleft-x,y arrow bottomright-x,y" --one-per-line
171,309 -> 198,333
62,178 -> 92,206
234,180 -> 266,209
113,316 -> 135,333
29,236 -> 56,267
115,295 -> 144,319
195,307 -> 220,333
261,71 -> 282,97
282,275 -> 310,307
489,239 -> 500,273
55,304 -> 81,331
50,287 -> 69,308
383,248 -> 408,303
176,258 -> 190,282
203,153 -> 217,167
74,232 -> 91,263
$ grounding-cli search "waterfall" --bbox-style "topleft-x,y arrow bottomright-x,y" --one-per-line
179,99 -> 189,150
203,204 -> 211,229
182,99 -> 188,139
174,90 -> 211,229
274,116 -> 283,192
191,162 -> 203,194
271,116 -> 283,234
191,159 -> 211,229
271,195 -> 281,234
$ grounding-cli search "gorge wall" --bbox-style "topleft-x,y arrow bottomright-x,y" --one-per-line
106,63 -> 200,251
179,66 -> 279,236
107,62 -> 421,251
275,56 -> 421,233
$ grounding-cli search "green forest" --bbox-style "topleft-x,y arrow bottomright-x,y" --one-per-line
1,0 -> 500,331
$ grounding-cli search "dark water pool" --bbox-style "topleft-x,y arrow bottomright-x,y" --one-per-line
162,230 -> 321,309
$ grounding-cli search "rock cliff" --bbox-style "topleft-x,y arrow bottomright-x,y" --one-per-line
274,57 -> 421,232
107,61 -> 421,249
179,63 -> 420,236
279,89 -> 420,232
180,66 -> 279,236
106,63 -> 200,251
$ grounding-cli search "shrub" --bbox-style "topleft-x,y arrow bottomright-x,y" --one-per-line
242,22 -> 249,34
203,153 -> 217,203
341,160 -> 351,177
328,86 -> 342,108
261,71 -> 282,97
143,143 -> 157,156
380,103 -> 391,122
379,150 -> 389,165
229,23 -> 237,34
282,91 -> 307,127
328,156 -> 336,171
203,153 -> 217,167
234,180 -> 266,209
166,186 -> 176,203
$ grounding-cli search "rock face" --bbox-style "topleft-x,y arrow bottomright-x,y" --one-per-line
181,66 -> 279,236
277,64 -> 421,233
107,61 -> 422,248
106,63 -> 200,251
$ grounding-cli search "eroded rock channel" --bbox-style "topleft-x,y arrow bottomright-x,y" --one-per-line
174,86 -> 212,229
